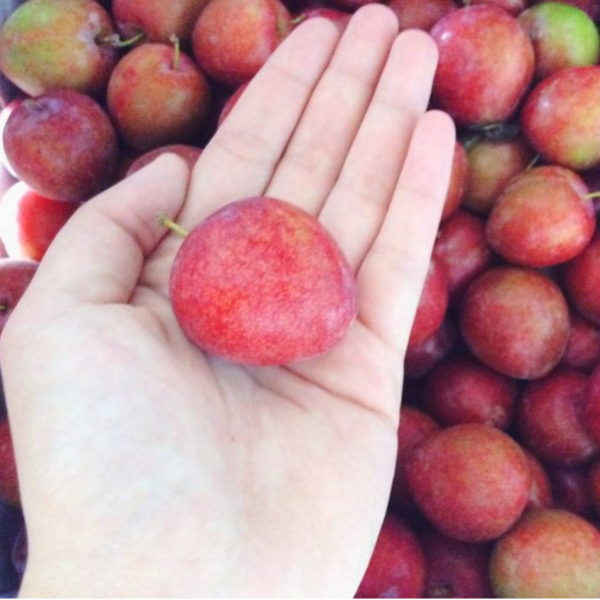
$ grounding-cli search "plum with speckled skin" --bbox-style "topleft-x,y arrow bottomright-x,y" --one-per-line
192,0 -> 291,87
523,67 -> 600,171
431,6 -> 534,126
0,0 -> 117,97
517,369 -> 598,467
405,424 -> 531,542
491,509 -> 600,598
169,197 -> 358,366
113,0 -> 212,43
108,43 -> 211,152
459,268 -> 570,379
356,517 -> 426,599
3,90 -> 117,202
388,0 -> 457,32
486,166 -> 596,267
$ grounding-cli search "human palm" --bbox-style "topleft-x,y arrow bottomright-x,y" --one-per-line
0,7 -> 455,597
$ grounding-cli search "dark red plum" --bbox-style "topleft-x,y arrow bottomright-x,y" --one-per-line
3,90 -> 117,202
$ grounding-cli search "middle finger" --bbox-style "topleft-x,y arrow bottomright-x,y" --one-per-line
265,5 -> 399,213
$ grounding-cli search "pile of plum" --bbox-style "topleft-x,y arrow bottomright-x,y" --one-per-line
3,0 -> 600,597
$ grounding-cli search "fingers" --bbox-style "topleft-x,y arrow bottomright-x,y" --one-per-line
357,111 -> 456,350
265,5 -> 399,213
19,155 -> 190,312
319,30 -> 439,271
178,18 -> 342,229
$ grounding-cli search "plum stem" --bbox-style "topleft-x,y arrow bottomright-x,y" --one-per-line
157,215 -> 189,238
170,34 -> 181,71
585,192 -> 600,200
290,14 -> 307,26
526,154 -> 540,171
100,32 -> 145,48
0,305 -> 6,313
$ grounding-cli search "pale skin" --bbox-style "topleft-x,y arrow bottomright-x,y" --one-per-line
0,6 -> 455,597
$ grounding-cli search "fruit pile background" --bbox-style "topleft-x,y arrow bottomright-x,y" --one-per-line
3,0 -> 600,597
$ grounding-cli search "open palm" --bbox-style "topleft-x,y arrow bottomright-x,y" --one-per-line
0,6 -> 454,597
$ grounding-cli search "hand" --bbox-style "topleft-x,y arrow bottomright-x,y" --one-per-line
0,6 -> 455,597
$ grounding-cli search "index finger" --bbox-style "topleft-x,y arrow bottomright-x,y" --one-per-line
178,18 -> 342,230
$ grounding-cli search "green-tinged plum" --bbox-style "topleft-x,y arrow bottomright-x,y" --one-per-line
519,3 -> 599,79
464,138 -> 533,215
108,43 -> 211,151
522,66 -> 600,171
491,509 -> 600,598
0,0 -> 117,97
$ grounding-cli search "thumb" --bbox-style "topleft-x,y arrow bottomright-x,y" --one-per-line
22,154 -> 189,310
